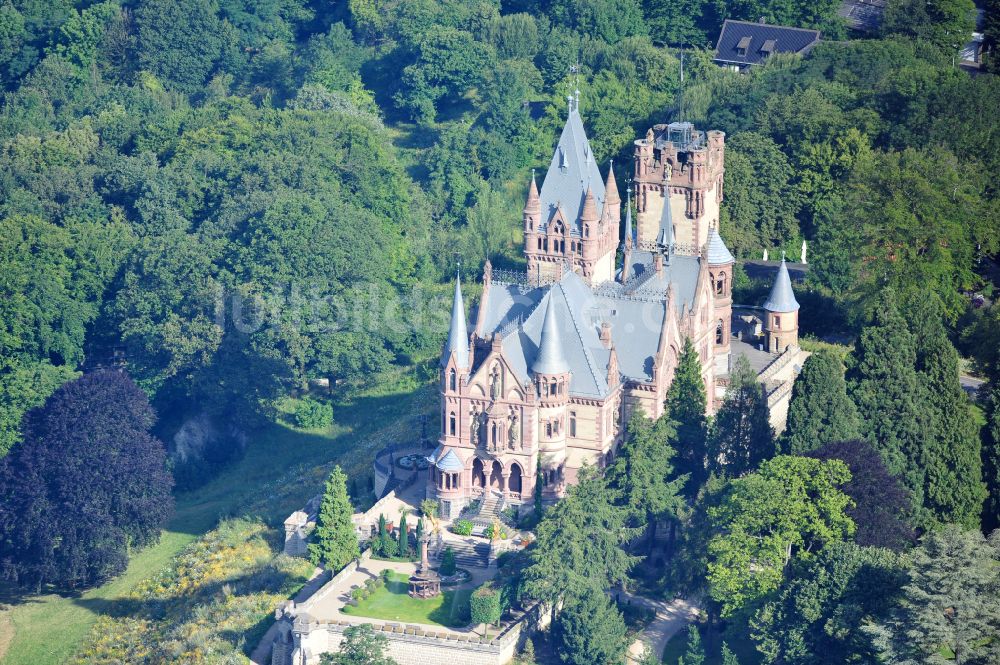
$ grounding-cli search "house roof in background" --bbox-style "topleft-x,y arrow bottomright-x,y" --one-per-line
713,20 -> 821,67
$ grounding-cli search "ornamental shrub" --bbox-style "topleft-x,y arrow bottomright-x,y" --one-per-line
453,519 -> 474,536
293,397 -> 333,429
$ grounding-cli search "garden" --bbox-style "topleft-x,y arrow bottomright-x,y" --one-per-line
341,571 -> 472,628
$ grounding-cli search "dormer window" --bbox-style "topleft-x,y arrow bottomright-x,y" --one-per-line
736,36 -> 751,56
760,39 -> 776,57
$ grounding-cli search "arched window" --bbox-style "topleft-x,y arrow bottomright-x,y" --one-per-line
716,320 -> 724,345
550,379 -> 557,395
448,368 -> 456,391
449,412 -> 456,436
569,412 -> 577,437
715,274 -> 727,296
584,224 -> 590,238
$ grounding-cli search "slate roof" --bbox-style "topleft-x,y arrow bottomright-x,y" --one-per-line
539,99 -> 605,235
707,228 -> 735,264
478,258 -> 705,397
532,295 -> 571,375
435,449 -> 464,472
443,275 -> 470,368
714,20 -> 820,67
762,258 -> 800,312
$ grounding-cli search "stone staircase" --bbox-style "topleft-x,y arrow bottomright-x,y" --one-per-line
442,540 -> 490,568
471,490 -> 505,528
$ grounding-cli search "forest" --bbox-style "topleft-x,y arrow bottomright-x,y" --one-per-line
0,0 -> 998,663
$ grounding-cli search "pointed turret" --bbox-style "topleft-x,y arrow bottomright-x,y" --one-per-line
580,186 -> 599,224
442,274 -> 470,369
604,164 -> 620,205
706,228 -> 735,265
524,171 -> 540,214
763,257 -> 800,313
532,293 -> 570,375
762,256 -> 800,353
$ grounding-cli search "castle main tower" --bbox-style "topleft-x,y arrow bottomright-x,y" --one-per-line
633,122 -> 725,254
524,94 -> 620,285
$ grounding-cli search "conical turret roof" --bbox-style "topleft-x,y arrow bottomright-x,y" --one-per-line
532,293 -> 570,375
539,100 -> 605,232
706,228 -> 735,264
442,274 -> 470,368
524,172 -> 539,213
580,186 -> 599,222
762,257 -> 800,312
605,165 -> 620,205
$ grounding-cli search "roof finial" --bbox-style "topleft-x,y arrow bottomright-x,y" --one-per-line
781,250 -> 786,262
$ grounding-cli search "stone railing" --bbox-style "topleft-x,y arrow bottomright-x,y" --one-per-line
758,344 -> 802,384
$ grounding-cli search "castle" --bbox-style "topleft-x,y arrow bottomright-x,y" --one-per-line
428,95 -> 805,518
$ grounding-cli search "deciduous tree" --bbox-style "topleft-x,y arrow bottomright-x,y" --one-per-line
0,370 -> 173,590
707,456 -> 854,616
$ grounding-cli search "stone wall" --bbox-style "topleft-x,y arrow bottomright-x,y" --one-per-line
273,596 -> 549,665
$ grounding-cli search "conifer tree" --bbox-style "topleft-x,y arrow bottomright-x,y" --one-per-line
721,642 -> 741,665
910,309 -> 986,528
709,355 -> 774,477
609,409 -> 686,552
847,290 -> 927,519
309,466 -> 360,570
555,585 -> 629,665
983,386 -> 1000,532
783,349 -> 860,454
666,337 -> 709,493
683,625 -> 706,665
866,526 -> 1000,665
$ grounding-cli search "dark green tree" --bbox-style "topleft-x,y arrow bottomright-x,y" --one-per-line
440,546 -> 457,576
665,337 -> 709,493
881,0 -> 976,52
397,511 -> 409,556
523,470 -> 640,605
309,466 -> 360,571
751,542 -> 906,665
709,355 -> 775,477
865,526 -> 1000,665
554,585 -> 630,665
134,0 -> 224,92
608,409 -> 686,551
847,290 -> 927,522
320,623 -> 399,665
908,301 -> 986,529
984,386 -> 1000,533
783,349 -> 860,454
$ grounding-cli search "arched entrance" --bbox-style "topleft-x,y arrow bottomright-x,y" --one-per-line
509,462 -> 523,497
489,460 -> 503,491
472,458 -> 486,489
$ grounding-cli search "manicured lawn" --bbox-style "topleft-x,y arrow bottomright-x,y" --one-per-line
0,381 -> 437,665
342,571 -> 472,628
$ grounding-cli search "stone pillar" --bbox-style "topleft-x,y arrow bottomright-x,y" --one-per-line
501,470 -> 511,500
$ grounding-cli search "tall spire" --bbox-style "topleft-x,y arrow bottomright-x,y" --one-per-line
442,273 -> 470,368
532,292 -> 570,375
622,186 -> 634,249
762,255 -> 800,313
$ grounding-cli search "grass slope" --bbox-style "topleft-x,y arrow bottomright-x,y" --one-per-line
1,380 -> 435,665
